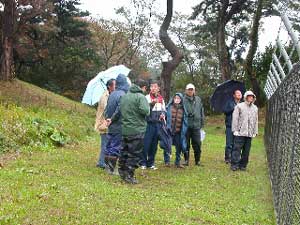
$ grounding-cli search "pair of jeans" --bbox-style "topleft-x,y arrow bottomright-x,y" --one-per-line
173,132 -> 182,165
142,122 -> 160,167
185,128 -> 201,164
231,136 -> 252,169
105,133 -> 122,157
97,134 -> 107,167
225,126 -> 234,161
119,133 -> 144,179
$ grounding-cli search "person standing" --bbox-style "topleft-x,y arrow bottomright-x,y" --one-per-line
95,79 -> 116,169
141,80 -> 166,170
182,83 -> 205,166
231,90 -> 258,171
166,93 -> 188,168
104,74 -> 130,174
222,90 -> 242,164
119,79 -> 150,184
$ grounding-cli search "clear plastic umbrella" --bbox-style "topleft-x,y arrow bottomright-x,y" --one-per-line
82,65 -> 131,105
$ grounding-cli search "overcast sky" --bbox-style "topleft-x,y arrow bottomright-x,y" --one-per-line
79,0 -> 289,52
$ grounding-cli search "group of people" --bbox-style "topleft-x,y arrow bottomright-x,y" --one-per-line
94,73 -> 258,184
223,89 -> 258,171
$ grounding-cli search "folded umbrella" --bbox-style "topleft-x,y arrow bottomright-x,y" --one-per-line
82,65 -> 131,105
158,121 -> 172,155
210,80 -> 246,113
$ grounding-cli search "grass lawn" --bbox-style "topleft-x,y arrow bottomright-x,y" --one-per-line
0,118 -> 275,225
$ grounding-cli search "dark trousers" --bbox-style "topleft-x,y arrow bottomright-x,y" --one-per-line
142,123 -> 160,167
173,133 -> 182,165
105,133 -> 122,157
185,128 -> 201,164
231,136 -> 252,169
119,133 -> 144,179
225,126 -> 234,161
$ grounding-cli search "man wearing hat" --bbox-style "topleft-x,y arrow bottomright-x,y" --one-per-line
231,90 -> 258,171
182,83 -> 205,166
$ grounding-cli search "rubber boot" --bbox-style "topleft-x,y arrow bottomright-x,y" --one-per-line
183,151 -> 189,166
105,156 -> 117,175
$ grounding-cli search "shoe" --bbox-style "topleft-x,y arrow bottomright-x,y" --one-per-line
175,164 -> 184,168
182,161 -> 189,166
165,163 -> 171,167
225,159 -> 230,164
149,165 -> 158,170
239,167 -> 246,171
230,166 -> 238,171
123,176 -> 139,184
96,164 -> 105,169
140,166 -> 146,170
195,162 -> 201,166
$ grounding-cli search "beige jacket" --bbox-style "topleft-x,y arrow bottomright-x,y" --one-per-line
232,101 -> 258,138
94,90 -> 109,134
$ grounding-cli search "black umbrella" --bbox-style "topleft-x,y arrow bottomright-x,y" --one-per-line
210,80 -> 246,113
158,122 -> 172,155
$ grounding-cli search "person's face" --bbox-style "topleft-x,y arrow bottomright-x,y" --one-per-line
185,88 -> 195,97
246,95 -> 254,103
233,90 -> 242,101
150,83 -> 159,95
173,95 -> 181,104
109,80 -> 116,93
141,86 -> 147,93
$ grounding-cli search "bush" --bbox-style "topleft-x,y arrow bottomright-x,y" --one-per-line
0,103 -> 93,154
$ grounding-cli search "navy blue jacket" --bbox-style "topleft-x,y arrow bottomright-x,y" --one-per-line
223,98 -> 237,127
105,74 -> 129,134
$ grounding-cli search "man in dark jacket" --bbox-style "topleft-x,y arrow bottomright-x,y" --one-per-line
182,83 -> 205,166
104,74 -> 130,174
222,90 -> 242,164
119,79 -> 150,184
141,80 -> 166,170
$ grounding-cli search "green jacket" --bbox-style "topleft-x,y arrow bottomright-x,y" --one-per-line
120,84 -> 150,136
183,95 -> 205,129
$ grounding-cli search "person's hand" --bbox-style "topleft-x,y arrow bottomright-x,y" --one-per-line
105,119 -> 112,126
159,113 -> 165,121
252,134 -> 257,138
151,99 -> 157,105
233,131 -> 239,136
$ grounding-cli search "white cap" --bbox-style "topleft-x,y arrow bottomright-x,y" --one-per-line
186,83 -> 195,90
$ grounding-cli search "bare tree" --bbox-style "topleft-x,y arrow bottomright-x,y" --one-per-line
0,0 -> 16,80
159,0 -> 183,101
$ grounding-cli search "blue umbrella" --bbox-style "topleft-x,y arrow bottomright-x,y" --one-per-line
82,65 -> 131,105
210,80 -> 246,113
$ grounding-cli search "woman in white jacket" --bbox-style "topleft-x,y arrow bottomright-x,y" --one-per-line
230,90 -> 258,171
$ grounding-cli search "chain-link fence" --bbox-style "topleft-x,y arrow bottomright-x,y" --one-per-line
265,62 -> 300,224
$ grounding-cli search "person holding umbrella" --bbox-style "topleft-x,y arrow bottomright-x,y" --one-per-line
231,90 -> 258,171
104,74 -> 130,174
222,89 -> 242,164
182,83 -> 205,166
95,79 -> 116,169
118,79 -> 150,184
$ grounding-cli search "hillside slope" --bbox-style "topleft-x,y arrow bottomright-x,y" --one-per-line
0,79 -> 96,156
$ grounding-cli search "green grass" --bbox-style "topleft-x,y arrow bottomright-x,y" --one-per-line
0,123 -> 275,224
0,80 -> 274,224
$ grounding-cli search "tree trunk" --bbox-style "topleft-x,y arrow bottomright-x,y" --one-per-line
159,0 -> 183,102
244,0 -> 264,106
0,0 -> 16,81
217,6 -> 231,81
